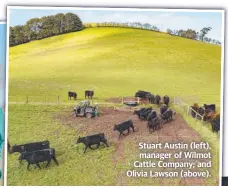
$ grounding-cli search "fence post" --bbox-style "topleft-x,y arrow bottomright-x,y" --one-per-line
26,96 -> 28,104
187,105 -> 190,115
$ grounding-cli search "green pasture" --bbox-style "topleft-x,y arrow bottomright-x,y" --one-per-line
8,27 -> 221,185
9,27 -> 221,106
7,104 -> 220,186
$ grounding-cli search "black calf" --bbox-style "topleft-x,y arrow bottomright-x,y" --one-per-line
211,118 -> 220,134
154,95 -> 161,105
19,148 -> 59,170
77,133 -> 109,153
148,117 -> 162,132
160,109 -> 175,122
113,120 -> 135,137
133,108 -> 146,118
147,110 -> 157,121
68,91 -> 77,100
9,140 -> 50,154
163,95 -> 170,106
204,104 -> 216,112
160,105 -> 168,115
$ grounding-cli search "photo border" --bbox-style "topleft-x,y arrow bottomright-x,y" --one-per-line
5,6 -> 225,186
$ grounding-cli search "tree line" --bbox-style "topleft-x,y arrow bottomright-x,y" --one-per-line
9,13 -> 84,47
166,27 -> 221,45
86,22 -> 221,45
10,15 -> 221,46
84,22 -> 160,32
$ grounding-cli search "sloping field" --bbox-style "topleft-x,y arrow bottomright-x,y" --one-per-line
8,27 -> 221,186
7,104 -> 219,186
9,27 -> 221,106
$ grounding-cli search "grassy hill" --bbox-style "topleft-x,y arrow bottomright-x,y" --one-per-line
7,27 -> 221,186
9,27 -> 221,106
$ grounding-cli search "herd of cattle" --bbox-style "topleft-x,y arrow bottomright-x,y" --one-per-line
191,103 -> 220,133
7,94 -> 174,170
8,90 -> 220,171
68,90 -> 94,100
135,90 -> 170,105
8,141 -> 59,170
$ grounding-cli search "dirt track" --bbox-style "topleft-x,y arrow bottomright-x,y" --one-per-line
56,107 -> 215,186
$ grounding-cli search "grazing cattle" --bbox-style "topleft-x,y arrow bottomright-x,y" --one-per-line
8,142 -> 11,153
204,111 -> 217,122
85,90 -> 94,99
113,120 -> 135,137
210,116 -> 220,133
160,105 -> 168,115
76,133 -> 109,153
163,95 -> 170,106
9,140 -> 50,154
147,110 -> 157,121
68,91 -> 77,100
139,108 -> 152,120
133,108 -> 152,120
160,109 -> 175,122
135,90 -> 154,103
198,107 -> 205,116
191,103 -> 199,118
204,104 -> 216,112
148,117 -> 162,132
154,95 -> 161,105
133,108 -> 147,118
19,148 -> 59,170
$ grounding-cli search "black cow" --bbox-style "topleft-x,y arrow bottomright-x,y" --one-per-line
8,142 -> 11,154
147,110 -> 157,121
198,107 -> 205,116
68,91 -> 77,100
113,120 -> 135,137
163,95 -> 170,106
85,90 -> 94,99
160,105 -> 168,115
154,95 -> 161,105
160,109 -> 175,122
77,133 -> 109,153
204,104 -> 216,112
148,117 -> 162,132
139,108 -> 152,120
135,90 -> 154,103
210,118 -> 220,133
9,140 -> 50,155
133,108 -> 147,118
19,148 -> 59,170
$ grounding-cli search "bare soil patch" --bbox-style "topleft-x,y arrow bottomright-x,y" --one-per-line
55,106 -> 213,185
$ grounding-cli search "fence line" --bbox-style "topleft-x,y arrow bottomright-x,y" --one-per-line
9,95 -> 207,123
173,96 -> 204,123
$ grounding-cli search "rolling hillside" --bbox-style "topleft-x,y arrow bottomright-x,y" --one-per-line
8,27 -> 221,186
9,27 -> 222,106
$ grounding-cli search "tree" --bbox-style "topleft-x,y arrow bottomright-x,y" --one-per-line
54,13 -> 66,34
185,29 -> 197,40
143,23 -> 151,30
13,25 -> 26,45
167,28 -> 172,35
9,27 -> 15,46
9,12 -> 84,46
24,18 -> 42,40
199,27 -> 212,41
